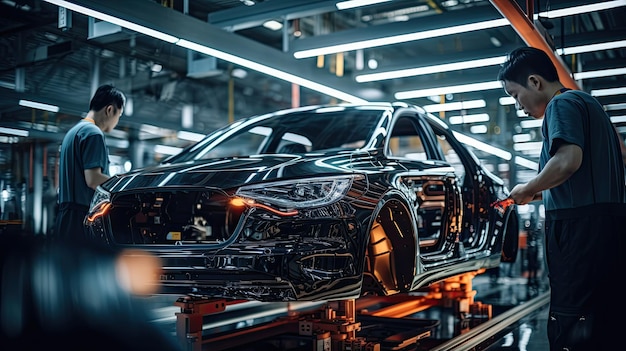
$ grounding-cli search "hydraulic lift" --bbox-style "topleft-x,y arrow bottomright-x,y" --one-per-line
174,270 -> 491,351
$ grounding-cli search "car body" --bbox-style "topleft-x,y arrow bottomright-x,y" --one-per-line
85,102 -> 519,301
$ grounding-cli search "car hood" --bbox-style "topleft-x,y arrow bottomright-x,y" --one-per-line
103,151 -> 452,194
103,153 -> 366,193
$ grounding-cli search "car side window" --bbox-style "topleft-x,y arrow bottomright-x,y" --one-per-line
435,134 -> 466,184
388,117 -> 427,160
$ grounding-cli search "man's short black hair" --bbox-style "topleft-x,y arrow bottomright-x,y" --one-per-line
497,47 -> 559,87
89,84 -> 126,112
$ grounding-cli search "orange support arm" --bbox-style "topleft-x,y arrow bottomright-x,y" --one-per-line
490,0 -> 580,90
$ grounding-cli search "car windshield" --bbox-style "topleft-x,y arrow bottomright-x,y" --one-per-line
167,106 -> 388,162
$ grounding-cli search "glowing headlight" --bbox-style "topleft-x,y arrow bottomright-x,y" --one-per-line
89,186 -> 111,212
236,175 -> 355,209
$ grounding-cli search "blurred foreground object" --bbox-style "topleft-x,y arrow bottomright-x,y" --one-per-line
0,237 -> 181,350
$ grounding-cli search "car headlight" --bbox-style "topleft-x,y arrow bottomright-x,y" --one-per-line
85,186 -> 112,229
89,186 -> 111,210
236,175 -> 355,209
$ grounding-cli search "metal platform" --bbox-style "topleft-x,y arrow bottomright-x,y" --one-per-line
144,267 -> 551,351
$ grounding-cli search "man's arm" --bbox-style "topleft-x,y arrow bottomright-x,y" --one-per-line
84,167 -> 110,190
509,143 -> 582,205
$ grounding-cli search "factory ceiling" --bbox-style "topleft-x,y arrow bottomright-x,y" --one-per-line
0,0 -> 625,175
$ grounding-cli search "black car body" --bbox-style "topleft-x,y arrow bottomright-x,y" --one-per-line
86,102 -> 518,301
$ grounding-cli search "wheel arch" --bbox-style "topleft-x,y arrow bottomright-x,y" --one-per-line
361,191 -> 420,296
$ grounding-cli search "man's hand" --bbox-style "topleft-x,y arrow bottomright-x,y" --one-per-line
509,183 -> 538,205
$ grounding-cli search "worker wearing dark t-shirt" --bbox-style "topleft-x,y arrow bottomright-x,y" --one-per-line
54,84 -> 125,242
499,47 -> 626,351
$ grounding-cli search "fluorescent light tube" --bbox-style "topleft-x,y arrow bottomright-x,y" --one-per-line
18,99 -> 60,113
605,103 -> 626,111
0,127 -> 29,137
154,144 -> 183,155
294,18 -> 509,58
177,131 -> 205,142
395,81 -> 502,100
469,125 -> 488,134
591,87 -> 626,97
423,99 -> 486,113
448,113 -> 490,125
574,68 -> 626,80
538,1 -> 626,18
610,115 -> 626,123
514,141 -> 543,152
452,131 -> 512,160
499,96 -> 516,105
43,0 -> 179,43
356,56 -> 507,82
520,119 -> 543,129
513,133 -> 532,143
336,0 -> 392,11
557,40 -> 626,55
515,156 -> 538,170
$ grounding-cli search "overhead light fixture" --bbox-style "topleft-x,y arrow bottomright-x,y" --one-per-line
262,20 -> 282,31
177,130 -> 205,142
357,56 -> 507,83
336,0 -> 392,10
423,99 -> 486,113
44,0 -> 178,43
231,68 -> 248,79
358,39 -> 626,83
611,115 -> 626,123
591,87 -> 626,97
396,66 -> 626,101
43,0 -> 366,104
514,141 -> 542,152
574,67 -> 626,80
0,127 -> 29,137
124,98 -> 133,116
448,113 -> 490,125
557,40 -> 626,55
605,103 -> 626,111
18,99 -> 60,113
513,133 -> 532,143
452,129 -> 537,170
515,156 -> 538,170
294,18 -> 509,58
469,125 -> 488,134
181,105 -> 193,129
396,82 -> 502,100
520,120 -> 543,129
154,144 -> 183,155
499,96 -> 516,105
295,2 -> 625,59
452,131 -> 511,160
151,63 -> 163,72
538,0 -> 626,18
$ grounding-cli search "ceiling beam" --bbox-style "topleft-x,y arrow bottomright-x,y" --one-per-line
489,0 -> 580,90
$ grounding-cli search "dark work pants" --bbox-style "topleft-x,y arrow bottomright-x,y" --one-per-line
54,202 -> 89,242
545,203 -> 626,351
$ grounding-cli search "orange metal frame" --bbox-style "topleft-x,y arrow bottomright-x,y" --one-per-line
490,0 -> 580,90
